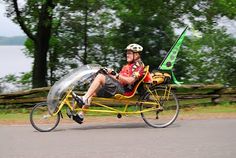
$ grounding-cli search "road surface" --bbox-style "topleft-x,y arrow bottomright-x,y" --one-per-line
0,119 -> 236,158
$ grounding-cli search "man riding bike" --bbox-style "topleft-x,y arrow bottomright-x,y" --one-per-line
72,43 -> 146,124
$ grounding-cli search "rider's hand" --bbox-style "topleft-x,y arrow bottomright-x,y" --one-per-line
106,68 -> 117,76
101,67 -> 118,77
110,70 -> 119,79
107,68 -> 114,74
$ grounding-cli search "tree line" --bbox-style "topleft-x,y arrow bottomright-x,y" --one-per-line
0,36 -> 26,45
1,0 -> 236,91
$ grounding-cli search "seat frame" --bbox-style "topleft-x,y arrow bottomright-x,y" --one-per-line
114,65 -> 150,99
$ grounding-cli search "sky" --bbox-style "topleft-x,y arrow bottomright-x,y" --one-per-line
0,1 -> 25,37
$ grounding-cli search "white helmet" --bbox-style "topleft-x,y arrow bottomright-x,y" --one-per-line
125,43 -> 143,53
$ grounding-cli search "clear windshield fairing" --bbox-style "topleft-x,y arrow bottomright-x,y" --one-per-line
47,64 -> 101,114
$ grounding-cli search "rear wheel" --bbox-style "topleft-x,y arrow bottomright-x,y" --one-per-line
30,102 -> 60,132
140,87 -> 179,128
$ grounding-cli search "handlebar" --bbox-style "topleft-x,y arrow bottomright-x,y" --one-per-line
99,67 -> 117,76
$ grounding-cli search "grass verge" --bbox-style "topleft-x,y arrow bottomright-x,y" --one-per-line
0,103 -> 236,124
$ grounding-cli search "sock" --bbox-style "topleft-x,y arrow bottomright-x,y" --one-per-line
82,96 -> 89,105
82,96 -> 86,103
78,112 -> 84,119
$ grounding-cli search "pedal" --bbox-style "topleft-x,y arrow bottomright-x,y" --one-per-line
66,107 -> 76,119
66,107 -> 71,117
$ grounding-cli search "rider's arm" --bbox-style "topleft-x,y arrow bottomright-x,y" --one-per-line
107,72 -> 136,85
115,63 -> 144,85
106,69 -> 135,84
117,75 -> 136,85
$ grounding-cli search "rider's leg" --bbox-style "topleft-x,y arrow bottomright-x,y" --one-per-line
80,94 -> 94,115
83,74 -> 105,100
74,74 -> 105,106
77,74 -> 105,117
75,93 -> 95,123
74,74 -> 123,123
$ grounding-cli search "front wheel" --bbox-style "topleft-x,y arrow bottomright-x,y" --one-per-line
140,87 -> 179,128
30,102 -> 60,132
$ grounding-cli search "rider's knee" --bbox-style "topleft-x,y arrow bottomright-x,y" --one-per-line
96,73 -> 106,82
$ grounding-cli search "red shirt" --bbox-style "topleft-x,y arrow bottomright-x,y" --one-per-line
119,59 -> 145,86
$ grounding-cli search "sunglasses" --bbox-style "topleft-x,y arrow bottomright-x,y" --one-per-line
126,51 -> 134,55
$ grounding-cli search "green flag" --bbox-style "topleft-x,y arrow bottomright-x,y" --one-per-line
159,26 -> 188,70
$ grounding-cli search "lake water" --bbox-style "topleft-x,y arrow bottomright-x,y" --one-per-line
0,46 -> 33,78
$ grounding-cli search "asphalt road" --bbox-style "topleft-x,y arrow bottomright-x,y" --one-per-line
0,119 -> 236,158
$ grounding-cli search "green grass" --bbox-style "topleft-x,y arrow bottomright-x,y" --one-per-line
182,104 -> 236,114
0,103 -> 236,123
0,113 -> 30,121
0,108 -> 31,122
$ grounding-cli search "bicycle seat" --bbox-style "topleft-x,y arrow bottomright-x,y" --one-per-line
114,65 -> 151,99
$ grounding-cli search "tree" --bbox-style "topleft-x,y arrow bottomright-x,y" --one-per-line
180,27 -> 236,85
46,0 -> 118,83
110,0 -> 236,85
176,0 -> 236,85
109,0 -> 198,70
4,0 -> 236,89
5,0 -> 55,88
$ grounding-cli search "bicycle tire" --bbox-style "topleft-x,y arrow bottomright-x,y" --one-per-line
30,102 -> 60,132
140,87 -> 179,128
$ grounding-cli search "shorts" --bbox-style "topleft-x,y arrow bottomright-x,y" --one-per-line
97,75 -> 125,98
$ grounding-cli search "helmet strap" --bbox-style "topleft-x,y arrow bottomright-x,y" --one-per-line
132,53 -> 135,63
131,52 -> 141,63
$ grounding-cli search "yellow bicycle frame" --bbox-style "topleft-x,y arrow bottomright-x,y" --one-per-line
51,85 -> 172,117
